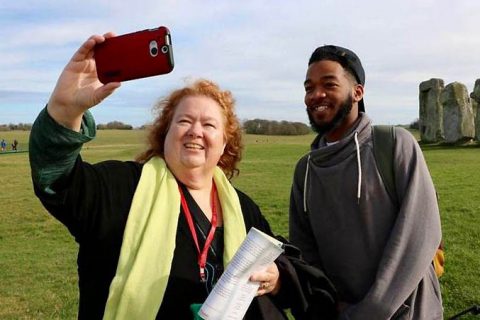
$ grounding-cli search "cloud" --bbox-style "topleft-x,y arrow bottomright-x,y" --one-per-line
1,0 -> 480,126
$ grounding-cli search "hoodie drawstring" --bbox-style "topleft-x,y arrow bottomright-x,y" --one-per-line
303,133 -> 362,212
303,154 -> 311,213
354,131 -> 362,204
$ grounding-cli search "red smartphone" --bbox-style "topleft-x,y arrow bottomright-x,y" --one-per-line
94,26 -> 174,84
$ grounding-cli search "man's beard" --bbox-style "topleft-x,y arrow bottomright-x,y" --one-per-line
307,95 -> 353,136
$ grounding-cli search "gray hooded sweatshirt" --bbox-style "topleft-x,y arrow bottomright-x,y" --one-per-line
289,113 -> 443,319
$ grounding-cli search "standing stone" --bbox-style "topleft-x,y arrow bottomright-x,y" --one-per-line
441,82 -> 475,143
470,79 -> 480,141
419,79 -> 444,142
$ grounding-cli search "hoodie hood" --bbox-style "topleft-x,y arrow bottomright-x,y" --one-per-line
304,113 -> 372,207
310,112 -> 371,153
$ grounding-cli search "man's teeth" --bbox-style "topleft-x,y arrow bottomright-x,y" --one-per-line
313,105 -> 327,111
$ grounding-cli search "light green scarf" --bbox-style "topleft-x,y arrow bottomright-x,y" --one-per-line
103,157 -> 246,319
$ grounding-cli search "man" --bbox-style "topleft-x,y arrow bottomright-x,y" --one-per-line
289,45 -> 443,319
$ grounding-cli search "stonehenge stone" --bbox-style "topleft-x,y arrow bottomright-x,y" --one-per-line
477,105 -> 480,141
441,82 -> 475,143
419,78 -> 444,142
470,79 -> 480,141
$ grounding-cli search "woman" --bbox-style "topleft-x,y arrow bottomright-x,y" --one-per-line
29,34 -> 292,319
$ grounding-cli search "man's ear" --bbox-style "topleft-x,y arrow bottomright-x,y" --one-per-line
353,84 -> 364,103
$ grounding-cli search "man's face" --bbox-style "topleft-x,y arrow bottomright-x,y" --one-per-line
304,60 -> 361,136
307,90 -> 353,135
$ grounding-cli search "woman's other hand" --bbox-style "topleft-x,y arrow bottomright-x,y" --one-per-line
250,262 -> 281,296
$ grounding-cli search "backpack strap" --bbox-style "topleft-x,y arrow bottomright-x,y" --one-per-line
372,125 -> 445,277
372,125 -> 398,207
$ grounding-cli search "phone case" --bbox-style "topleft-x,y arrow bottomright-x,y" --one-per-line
94,26 -> 174,83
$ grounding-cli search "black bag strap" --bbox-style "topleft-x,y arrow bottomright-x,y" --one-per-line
373,126 -> 445,278
372,125 -> 398,206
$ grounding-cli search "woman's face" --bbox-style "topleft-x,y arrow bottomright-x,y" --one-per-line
164,95 -> 226,176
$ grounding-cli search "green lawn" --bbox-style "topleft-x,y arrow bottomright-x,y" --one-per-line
0,130 -> 479,319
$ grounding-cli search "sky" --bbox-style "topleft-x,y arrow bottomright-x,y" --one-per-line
1,0 -> 480,127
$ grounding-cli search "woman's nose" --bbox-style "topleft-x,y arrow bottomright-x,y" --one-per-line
187,122 -> 203,138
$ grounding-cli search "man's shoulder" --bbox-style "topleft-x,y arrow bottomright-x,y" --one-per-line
372,125 -> 418,146
293,153 -> 310,172
392,126 -> 419,147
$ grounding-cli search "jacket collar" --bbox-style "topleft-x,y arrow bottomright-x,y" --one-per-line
310,112 -> 371,151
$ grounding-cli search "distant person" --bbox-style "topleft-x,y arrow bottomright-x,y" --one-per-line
12,139 -> 18,151
29,33 -> 305,319
1,139 -> 6,151
289,45 -> 443,319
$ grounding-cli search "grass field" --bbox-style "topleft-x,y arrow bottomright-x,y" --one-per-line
0,129 -> 479,319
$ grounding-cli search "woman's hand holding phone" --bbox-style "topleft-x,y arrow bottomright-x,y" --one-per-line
46,26 -> 174,132
47,33 -> 121,131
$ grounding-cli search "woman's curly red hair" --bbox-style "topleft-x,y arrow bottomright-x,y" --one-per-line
136,79 -> 243,179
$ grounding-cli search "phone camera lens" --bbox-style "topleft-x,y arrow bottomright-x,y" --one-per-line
161,45 -> 169,54
149,40 -> 159,57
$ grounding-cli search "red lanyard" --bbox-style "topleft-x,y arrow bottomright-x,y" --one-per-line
178,181 -> 218,282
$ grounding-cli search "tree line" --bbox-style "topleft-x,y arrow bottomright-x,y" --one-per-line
0,119 -> 313,136
242,119 -> 311,135
96,121 -> 133,130
0,123 -> 32,131
0,121 -> 134,131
